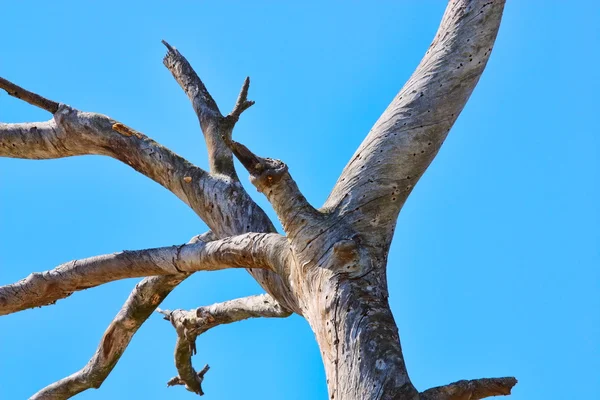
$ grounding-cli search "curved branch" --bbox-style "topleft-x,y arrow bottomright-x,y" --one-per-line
420,377 -> 517,400
0,233 -> 289,315
29,274 -> 187,400
323,0 -> 506,248
158,294 -> 291,395
0,82 -> 213,217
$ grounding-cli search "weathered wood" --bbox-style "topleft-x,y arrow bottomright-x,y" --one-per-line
0,1 -> 512,399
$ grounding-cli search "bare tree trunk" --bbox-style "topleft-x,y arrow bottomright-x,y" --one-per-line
0,1 -> 517,399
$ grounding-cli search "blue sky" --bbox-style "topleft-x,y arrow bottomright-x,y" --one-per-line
1,1 -> 598,399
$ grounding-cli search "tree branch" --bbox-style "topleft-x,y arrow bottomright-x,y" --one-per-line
0,76 -> 59,113
0,233 -> 289,315
160,42 -> 298,314
323,0 -> 506,249
167,364 -> 211,395
162,40 -> 246,177
1,56 -> 300,315
224,137 -> 321,239
420,377 -> 517,400
158,294 -> 291,395
30,274 -> 188,400
226,76 -> 255,123
0,80 -> 213,213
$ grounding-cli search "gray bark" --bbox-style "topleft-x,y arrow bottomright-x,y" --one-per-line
0,1 -> 516,399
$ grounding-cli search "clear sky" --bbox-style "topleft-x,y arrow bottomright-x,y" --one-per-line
1,1 -> 598,399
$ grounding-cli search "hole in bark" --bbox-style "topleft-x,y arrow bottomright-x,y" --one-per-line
428,142 -> 432,146
420,92 -> 424,97
392,197 -> 396,201
421,150 -> 425,153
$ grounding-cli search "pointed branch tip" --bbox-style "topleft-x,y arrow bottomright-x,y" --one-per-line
0,76 -> 59,114
421,377 -> 517,400
228,76 -> 255,121
161,39 -> 175,52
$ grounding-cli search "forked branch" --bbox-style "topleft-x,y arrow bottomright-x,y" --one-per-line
0,77 -> 215,215
0,233 -> 289,315
226,76 -> 255,123
162,40 -> 252,177
158,294 -> 291,395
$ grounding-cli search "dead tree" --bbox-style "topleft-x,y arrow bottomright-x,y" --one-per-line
0,1 -> 516,399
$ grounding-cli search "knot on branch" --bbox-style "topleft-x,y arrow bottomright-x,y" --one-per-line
158,308 -> 214,354
222,136 -> 289,191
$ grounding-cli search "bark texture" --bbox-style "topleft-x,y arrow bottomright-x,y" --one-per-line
0,1 -> 514,399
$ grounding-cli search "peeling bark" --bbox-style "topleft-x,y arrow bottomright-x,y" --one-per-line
1,1 -> 513,399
